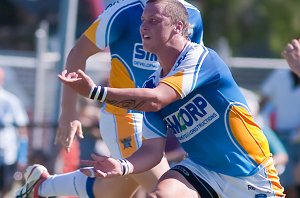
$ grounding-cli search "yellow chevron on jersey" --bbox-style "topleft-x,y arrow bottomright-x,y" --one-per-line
84,19 -> 100,45
229,105 -> 271,165
161,71 -> 185,97
106,56 -> 136,115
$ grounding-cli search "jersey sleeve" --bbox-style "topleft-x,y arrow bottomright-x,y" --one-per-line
161,44 -> 208,98
83,5 -> 126,50
142,112 -> 167,139
187,7 -> 203,44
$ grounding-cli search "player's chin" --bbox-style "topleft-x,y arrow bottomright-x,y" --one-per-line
142,42 -> 155,53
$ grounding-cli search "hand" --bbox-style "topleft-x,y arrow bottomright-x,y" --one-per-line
282,38 -> 300,77
80,153 -> 123,178
58,69 -> 96,98
56,117 -> 84,152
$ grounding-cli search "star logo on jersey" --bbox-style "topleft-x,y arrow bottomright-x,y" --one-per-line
121,137 -> 132,149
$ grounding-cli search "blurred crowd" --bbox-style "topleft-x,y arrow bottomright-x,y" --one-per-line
0,0 -> 104,51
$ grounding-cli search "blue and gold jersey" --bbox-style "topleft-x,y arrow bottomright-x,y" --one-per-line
84,0 -> 203,115
142,42 -> 271,177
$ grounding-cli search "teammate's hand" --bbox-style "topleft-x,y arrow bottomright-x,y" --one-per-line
282,38 -> 300,77
80,153 -> 123,178
58,69 -> 96,98
56,116 -> 84,152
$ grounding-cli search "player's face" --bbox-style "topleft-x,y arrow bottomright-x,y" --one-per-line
140,2 -> 174,54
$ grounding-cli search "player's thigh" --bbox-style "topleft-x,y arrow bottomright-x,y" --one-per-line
131,156 -> 170,192
93,175 -> 139,198
99,110 -> 143,159
148,169 -> 199,198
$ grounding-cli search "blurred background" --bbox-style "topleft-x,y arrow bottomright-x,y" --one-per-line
0,0 -> 300,197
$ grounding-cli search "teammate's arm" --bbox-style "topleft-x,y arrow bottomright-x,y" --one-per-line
57,35 -> 101,151
58,69 -> 181,112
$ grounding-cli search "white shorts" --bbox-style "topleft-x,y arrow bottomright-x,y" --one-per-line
99,109 -> 143,159
175,157 -> 285,198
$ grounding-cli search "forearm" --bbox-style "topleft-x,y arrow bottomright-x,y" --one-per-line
125,138 -> 165,174
59,69 -> 180,112
104,82 -> 178,112
105,87 -> 161,112
61,36 -> 99,111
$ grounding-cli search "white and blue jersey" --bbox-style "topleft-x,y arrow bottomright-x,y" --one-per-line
142,42 -> 272,177
142,42 -> 284,196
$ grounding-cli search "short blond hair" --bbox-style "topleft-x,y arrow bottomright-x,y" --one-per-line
146,0 -> 190,38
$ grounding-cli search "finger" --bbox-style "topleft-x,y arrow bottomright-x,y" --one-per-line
94,169 -> 107,178
61,69 -> 68,76
77,69 -> 86,77
58,70 -> 68,79
66,126 -> 77,149
91,153 -> 108,162
77,124 -> 84,139
294,40 -> 300,50
58,74 -> 69,83
80,160 -> 96,167
58,75 -> 82,83
77,69 -> 93,83
66,72 -> 78,79
285,43 -> 294,52
291,39 -> 299,47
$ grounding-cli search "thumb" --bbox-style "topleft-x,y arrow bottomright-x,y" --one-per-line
77,69 -> 95,85
76,122 -> 84,139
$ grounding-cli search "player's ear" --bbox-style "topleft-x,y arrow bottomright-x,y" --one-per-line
173,21 -> 184,34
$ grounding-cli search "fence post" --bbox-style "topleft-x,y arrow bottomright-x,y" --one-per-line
32,21 -> 49,149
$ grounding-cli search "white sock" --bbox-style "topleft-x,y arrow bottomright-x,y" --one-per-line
39,169 -> 95,197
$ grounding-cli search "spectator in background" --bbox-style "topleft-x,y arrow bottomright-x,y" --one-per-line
259,68 -> 300,198
0,67 -> 29,198
282,38 -> 300,78
240,87 -> 288,175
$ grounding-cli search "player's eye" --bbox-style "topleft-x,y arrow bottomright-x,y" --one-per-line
150,18 -> 157,23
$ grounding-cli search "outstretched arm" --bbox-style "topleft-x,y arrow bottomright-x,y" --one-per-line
57,35 -> 101,152
282,38 -> 300,77
58,69 -> 180,112
80,137 -> 166,178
